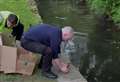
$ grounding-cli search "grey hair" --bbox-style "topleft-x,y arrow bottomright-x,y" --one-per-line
62,26 -> 74,33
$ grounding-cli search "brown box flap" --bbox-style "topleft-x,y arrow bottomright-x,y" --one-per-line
0,46 -> 2,71
1,46 -> 17,73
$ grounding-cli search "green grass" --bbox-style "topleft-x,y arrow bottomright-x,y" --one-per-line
0,0 -> 42,30
0,70 -> 56,82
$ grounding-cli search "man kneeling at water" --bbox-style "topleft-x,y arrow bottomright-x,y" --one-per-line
21,24 -> 74,79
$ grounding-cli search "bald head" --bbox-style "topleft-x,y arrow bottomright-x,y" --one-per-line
62,26 -> 74,41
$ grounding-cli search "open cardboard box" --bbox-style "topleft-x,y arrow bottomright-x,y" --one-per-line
1,46 -> 17,73
0,33 -> 38,75
0,32 -> 17,73
16,47 -> 38,75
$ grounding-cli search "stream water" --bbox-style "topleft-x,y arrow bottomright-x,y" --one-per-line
35,0 -> 120,82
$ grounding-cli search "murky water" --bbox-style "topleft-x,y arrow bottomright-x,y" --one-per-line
35,0 -> 120,82
81,15 -> 120,82
35,0 -> 95,33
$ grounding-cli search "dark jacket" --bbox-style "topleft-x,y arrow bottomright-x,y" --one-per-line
24,24 -> 62,58
5,21 -> 24,40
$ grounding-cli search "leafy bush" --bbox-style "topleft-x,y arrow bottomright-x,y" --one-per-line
88,0 -> 120,23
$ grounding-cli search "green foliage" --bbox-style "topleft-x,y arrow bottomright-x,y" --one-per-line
88,0 -> 106,14
88,0 -> 120,23
112,7 -> 120,23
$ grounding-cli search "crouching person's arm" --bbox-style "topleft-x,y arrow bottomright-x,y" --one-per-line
11,22 -> 24,47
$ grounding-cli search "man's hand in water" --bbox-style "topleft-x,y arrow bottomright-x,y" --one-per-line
52,58 -> 70,73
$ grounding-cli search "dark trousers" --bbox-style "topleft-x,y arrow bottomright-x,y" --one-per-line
21,38 -> 53,72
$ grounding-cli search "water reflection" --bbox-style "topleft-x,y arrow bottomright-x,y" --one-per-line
34,0 -> 120,82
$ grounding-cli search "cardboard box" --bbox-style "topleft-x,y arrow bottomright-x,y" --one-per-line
1,46 -> 17,73
0,35 -> 3,71
0,34 -> 38,75
0,33 -> 17,73
16,48 -> 38,75
0,46 -> 2,71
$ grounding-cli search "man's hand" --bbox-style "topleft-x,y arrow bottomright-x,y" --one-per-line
52,58 -> 70,73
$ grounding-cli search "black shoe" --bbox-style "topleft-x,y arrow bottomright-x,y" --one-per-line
38,56 -> 43,69
38,63 -> 42,69
42,71 -> 58,79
